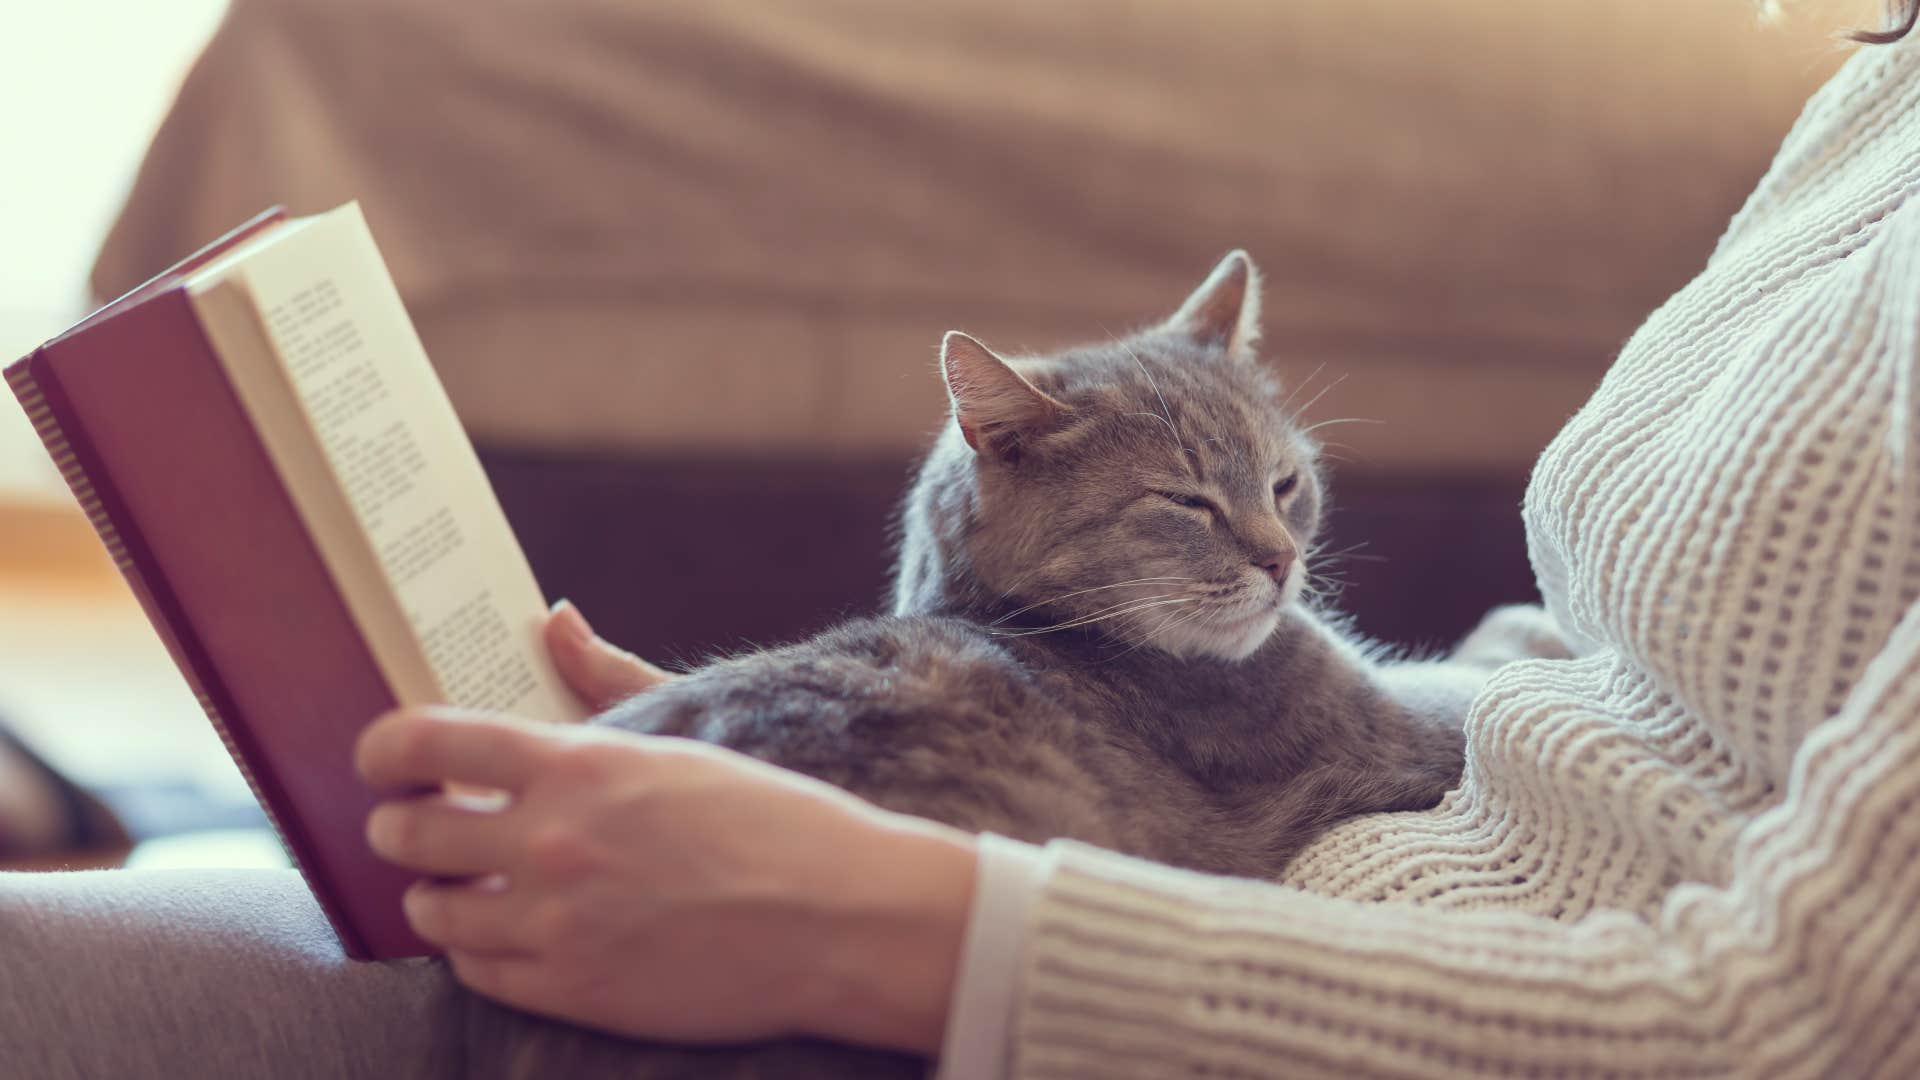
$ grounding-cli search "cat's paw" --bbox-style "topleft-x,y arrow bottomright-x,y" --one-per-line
1453,603 -> 1575,668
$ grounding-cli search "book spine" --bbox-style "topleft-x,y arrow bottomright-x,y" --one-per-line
5,354 -> 370,958
5,362 -> 132,573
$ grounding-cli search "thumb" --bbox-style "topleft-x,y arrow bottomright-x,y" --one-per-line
543,600 -> 676,713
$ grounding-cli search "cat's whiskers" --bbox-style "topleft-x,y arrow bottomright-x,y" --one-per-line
990,577 -> 1195,626
1288,373 -> 1350,427
1099,602 -> 1217,662
1113,332 -> 1186,455
1306,539 -> 1385,564
1302,566 -> 1351,607
1298,416 -> 1384,438
1301,538 -> 1383,604
1125,590 -> 1273,660
1277,361 -> 1329,415
996,594 -> 1191,635
988,595 -> 1195,638
1145,600 -> 1218,641
1304,576 -> 1348,600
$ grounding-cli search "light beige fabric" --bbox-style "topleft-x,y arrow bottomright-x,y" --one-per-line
96,0 -> 1841,469
1004,36 -> 1920,1077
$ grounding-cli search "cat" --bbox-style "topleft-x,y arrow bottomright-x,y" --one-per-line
591,250 -> 1551,877
472,252 -> 1566,1080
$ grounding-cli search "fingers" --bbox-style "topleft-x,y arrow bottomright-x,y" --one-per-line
404,877 -> 533,954
356,707 -> 552,793
544,600 -> 676,712
445,949 -> 541,1010
368,791 -> 517,877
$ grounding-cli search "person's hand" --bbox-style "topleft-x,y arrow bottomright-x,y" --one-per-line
542,600 -> 677,711
356,708 -> 976,1054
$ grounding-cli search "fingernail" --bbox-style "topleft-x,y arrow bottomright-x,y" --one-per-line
554,599 -> 594,643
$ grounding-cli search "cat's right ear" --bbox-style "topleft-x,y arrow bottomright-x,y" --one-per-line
940,331 -> 1069,463
1164,249 -> 1262,362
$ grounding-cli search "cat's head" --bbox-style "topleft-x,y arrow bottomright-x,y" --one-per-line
909,250 -> 1327,662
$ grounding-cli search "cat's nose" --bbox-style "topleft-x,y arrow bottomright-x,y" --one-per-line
1254,551 -> 1293,583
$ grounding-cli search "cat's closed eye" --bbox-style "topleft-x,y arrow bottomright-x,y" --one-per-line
1273,474 -> 1300,499
1159,490 -> 1221,516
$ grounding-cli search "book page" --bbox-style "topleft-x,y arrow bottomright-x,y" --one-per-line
194,205 -> 585,724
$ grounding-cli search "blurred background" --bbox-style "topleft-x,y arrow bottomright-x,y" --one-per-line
0,0 -> 1865,866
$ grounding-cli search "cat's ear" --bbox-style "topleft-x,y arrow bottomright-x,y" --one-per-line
940,331 -> 1069,462
1164,249 -> 1262,362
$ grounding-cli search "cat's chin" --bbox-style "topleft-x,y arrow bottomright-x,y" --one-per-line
1147,568 -> 1301,661
1149,604 -> 1283,662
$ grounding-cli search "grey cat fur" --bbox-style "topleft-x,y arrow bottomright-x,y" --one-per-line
488,252 -> 1562,1077
596,249 -> 1523,876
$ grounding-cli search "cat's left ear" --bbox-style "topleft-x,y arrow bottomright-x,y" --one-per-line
940,331 -> 1069,463
1163,249 -> 1262,362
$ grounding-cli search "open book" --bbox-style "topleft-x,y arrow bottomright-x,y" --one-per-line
5,204 -> 585,959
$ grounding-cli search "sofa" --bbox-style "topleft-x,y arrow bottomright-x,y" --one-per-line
90,0 -> 1844,658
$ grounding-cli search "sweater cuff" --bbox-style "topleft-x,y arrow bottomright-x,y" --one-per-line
1010,839 -> 1427,1078
936,833 -> 1051,1080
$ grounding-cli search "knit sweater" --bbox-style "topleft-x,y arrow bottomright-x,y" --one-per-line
965,35 -> 1920,1079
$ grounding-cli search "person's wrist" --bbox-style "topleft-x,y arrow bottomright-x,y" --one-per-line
802,812 -> 978,1055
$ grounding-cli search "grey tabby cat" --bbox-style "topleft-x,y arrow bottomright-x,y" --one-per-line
597,250 -> 1550,875
476,251 -> 1564,1079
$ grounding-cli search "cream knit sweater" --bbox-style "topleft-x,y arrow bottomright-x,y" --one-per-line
997,36 -> 1920,1079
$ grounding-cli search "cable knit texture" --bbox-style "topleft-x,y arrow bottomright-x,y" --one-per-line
1010,37 -> 1920,1079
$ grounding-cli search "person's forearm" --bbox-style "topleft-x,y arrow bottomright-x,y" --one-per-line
804,814 -> 978,1054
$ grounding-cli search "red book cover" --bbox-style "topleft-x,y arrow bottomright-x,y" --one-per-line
5,211 -> 431,960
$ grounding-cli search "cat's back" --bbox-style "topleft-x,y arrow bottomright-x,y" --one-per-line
599,616 -> 1041,737
595,615 -> 1194,849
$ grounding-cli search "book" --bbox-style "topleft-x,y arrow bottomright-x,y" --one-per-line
5,203 -> 587,959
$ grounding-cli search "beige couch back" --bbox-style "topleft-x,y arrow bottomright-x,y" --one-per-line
95,0 -> 1854,473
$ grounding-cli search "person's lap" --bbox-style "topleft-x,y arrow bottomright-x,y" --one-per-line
0,869 -> 462,1079
0,869 -> 922,1079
